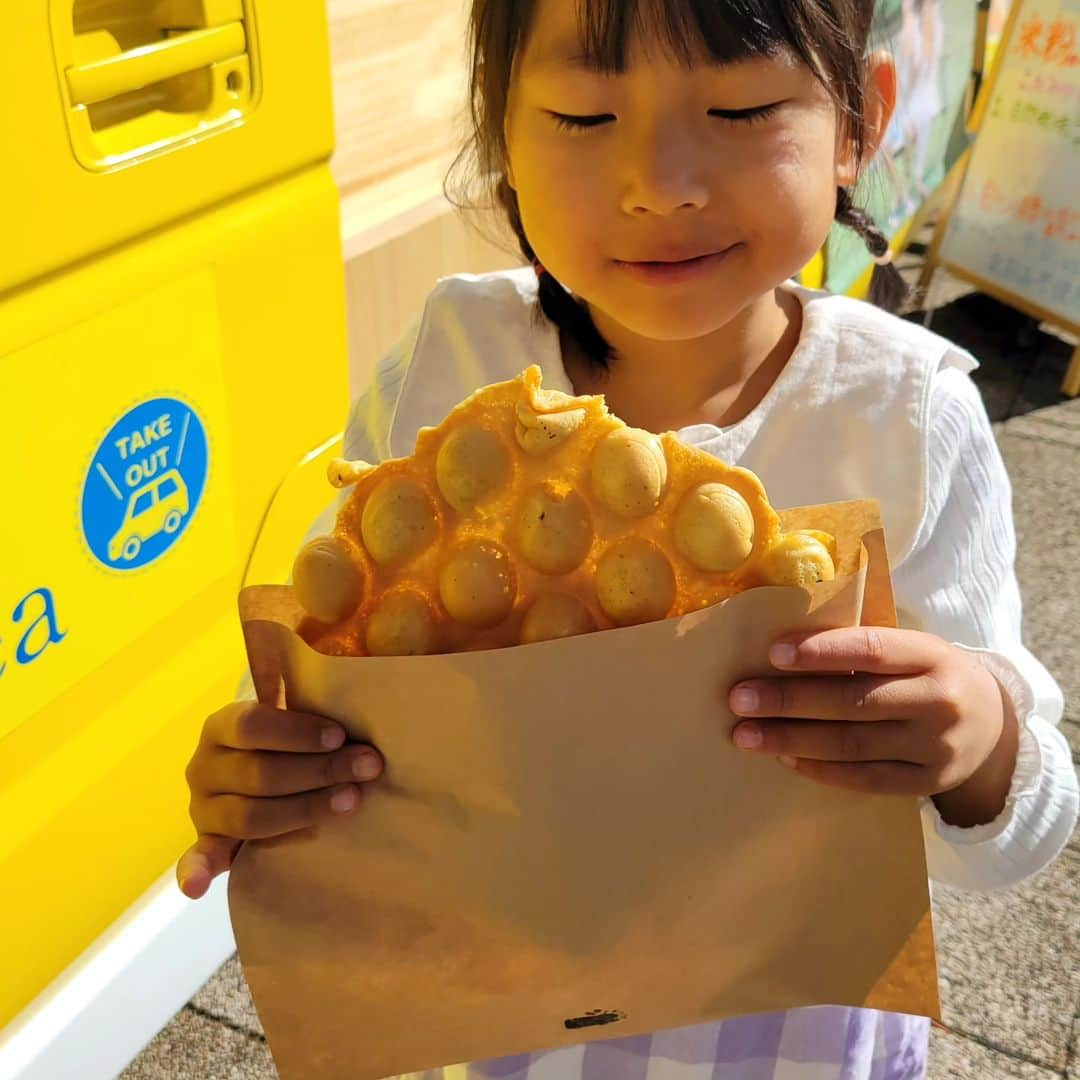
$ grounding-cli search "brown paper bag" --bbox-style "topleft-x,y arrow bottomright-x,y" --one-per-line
227,499 -> 940,1079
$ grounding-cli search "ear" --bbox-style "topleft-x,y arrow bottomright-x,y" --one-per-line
836,50 -> 898,187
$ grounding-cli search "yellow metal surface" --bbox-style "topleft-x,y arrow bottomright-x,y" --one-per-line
2,1 -> 336,293
799,249 -> 826,291
1,0 -> 349,1020
2,272 -> 238,739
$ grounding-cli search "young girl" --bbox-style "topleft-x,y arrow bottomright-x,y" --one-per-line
179,0 -> 1079,1076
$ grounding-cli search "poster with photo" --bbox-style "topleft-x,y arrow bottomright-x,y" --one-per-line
824,0 -> 978,293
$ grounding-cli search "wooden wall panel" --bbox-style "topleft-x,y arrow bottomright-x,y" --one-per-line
342,207 -> 524,395
326,0 -> 471,199
327,1 -> 527,396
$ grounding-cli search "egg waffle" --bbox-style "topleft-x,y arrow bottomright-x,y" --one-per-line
293,365 -> 836,656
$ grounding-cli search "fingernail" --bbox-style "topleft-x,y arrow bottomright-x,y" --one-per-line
331,787 -> 359,813
352,753 -> 381,781
322,726 -> 346,749
733,723 -> 763,749
732,687 -> 759,713
770,643 -> 798,667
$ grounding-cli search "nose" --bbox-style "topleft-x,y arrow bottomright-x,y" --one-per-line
618,121 -> 711,216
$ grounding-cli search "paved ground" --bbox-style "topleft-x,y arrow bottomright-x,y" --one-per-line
122,247 -> 1080,1079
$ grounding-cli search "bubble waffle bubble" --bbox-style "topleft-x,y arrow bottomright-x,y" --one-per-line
293,365 -> 836,656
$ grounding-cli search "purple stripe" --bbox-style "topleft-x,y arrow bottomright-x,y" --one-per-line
712,1009 -> 787,1062
581,1029 -> 654,1080
649,1020 -> 726,1064
469,1052 -> 535,1078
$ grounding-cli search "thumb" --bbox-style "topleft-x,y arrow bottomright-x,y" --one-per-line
177,835 -> 242,899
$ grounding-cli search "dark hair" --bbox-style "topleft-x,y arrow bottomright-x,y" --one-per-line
444,0 -> 910,370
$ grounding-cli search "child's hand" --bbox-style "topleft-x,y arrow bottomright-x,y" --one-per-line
727,628 -> 1013,800
176,701 -> 384,899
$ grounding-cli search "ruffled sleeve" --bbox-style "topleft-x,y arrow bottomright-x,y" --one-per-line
893,361 -> 1078,891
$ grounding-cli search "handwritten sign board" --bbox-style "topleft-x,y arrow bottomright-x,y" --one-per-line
939,0 -> 1080,328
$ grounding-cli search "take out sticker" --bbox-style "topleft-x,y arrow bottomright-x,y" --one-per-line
81,397 -> 209,571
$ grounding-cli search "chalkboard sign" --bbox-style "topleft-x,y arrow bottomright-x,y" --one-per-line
938,0 -> 1080,328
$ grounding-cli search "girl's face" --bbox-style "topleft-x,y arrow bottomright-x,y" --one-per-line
504,0 -> 868,342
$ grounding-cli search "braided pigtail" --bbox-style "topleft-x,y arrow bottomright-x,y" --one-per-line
834,187 -> 911,312
495,177 -> 615,370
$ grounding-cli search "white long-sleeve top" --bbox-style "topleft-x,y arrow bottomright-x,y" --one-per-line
335,268 -> 1076,895
291,268 -> 1076,1079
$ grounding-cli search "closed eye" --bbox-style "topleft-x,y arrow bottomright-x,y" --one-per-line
709,103 -> 782,124
548,111 -> 614,132
548,102 -> 783,133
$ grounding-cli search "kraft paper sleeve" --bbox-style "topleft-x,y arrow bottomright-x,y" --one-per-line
227,498 -> 940,1079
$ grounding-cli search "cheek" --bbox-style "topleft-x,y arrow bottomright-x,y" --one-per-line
516,149 -> 604,252
735,130 -> 838,253
520,158 -> 589,216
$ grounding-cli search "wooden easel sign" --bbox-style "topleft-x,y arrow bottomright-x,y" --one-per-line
923,0 -> 1080,395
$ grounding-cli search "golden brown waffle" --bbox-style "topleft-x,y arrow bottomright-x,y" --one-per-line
293,365 -> 836,656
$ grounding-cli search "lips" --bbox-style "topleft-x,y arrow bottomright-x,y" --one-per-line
620,245 -> 730,264
614,247 -> 735,285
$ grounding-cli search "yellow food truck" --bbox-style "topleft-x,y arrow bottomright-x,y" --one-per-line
0,2 -> 351,1074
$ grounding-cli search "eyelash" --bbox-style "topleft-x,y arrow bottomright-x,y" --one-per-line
549,103 -> 781,133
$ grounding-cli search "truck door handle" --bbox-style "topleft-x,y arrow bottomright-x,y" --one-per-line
66,22 -> 246,106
